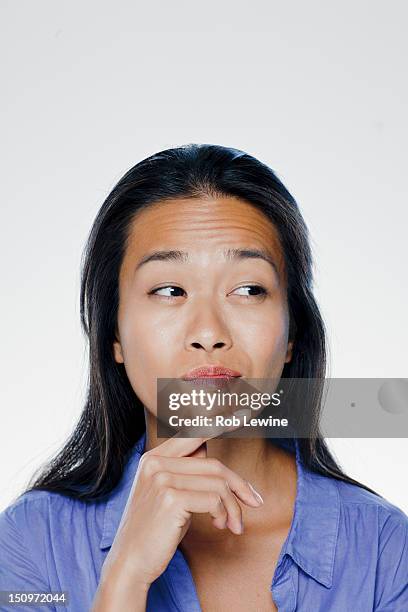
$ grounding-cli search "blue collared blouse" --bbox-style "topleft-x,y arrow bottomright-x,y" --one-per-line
1,432 -> 407,611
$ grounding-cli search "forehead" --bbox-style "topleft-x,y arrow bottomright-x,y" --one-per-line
120,197 -> 286,285
122,196 -> 286,279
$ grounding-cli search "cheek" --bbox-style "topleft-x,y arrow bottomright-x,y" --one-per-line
120,298 -> 172,360
232,305 -> 289,380
237,306 -> 288,355
117,305 -> 178,413
247,325 -> 288,374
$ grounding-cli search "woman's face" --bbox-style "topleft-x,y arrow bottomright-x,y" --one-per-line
113,196 -> 294,414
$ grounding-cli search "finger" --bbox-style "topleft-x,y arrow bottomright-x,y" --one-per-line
139,454 -> 262,507
153,472 -> 243,534
169,489 -> 237,534
149,435 -> 212,459
150,409 -> 251,458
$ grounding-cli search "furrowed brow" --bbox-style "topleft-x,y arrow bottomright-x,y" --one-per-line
135,250 -> 188,271
224,248 -> 279,279
135,247 -> 280,281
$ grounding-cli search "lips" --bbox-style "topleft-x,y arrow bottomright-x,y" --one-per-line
181,365 -> 242,380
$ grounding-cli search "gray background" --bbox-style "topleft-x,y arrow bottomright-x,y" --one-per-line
1,0 -> 407,511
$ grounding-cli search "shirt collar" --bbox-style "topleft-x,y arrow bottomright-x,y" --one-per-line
99,432 -> 340,589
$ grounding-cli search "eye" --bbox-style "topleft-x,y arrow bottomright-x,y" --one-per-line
148,286 -> 186,299
148,284 -> 269,300
231,285 -> 269,299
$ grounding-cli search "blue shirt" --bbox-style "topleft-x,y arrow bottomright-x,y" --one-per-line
0,432 -> 407,611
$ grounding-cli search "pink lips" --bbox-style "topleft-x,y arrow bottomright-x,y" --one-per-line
182,365 -> 242,380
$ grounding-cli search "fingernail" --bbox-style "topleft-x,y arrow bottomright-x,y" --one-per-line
233,408 -> 251,419
248,482 -> 264,505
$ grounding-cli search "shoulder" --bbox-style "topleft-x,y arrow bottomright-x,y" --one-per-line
1,489 -> 65,531
0,489 -> 80,558
335,479 -> 408,599
0,488 -> 104,579
335,478 -> 408,528
0,487 -> 109,596
0,490 -> 70,591
323,478 -> 408,609
0,487 -> 107,541
0,488 -> 83,529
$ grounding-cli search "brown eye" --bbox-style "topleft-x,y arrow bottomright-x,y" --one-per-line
232,285 -> 268,298
149,286 -> 186,298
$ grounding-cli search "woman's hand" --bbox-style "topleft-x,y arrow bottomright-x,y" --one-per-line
100,419 -> 264,589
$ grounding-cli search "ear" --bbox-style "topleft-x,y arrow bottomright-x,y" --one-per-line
113,339 -> 124,364
284,340 -> 294,364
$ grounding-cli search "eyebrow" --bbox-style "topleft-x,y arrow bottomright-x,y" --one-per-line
135,248 -> 280,281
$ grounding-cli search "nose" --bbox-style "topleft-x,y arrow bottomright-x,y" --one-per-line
184,303 -> 233,353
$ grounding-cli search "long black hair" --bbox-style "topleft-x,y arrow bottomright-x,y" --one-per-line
21,143 -> 380,502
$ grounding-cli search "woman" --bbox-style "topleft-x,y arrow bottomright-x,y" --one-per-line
0,144 -> 407,611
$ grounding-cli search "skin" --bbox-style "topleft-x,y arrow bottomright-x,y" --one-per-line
101,195 -> 298,611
